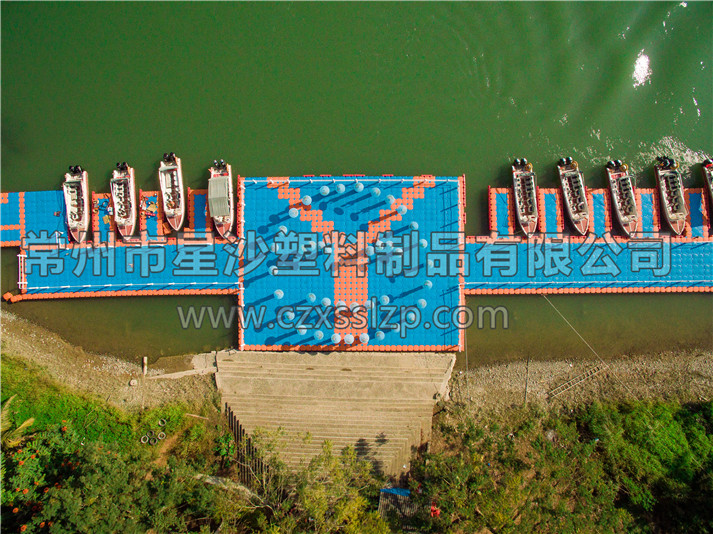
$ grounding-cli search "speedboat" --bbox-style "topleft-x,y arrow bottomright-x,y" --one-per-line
654,156 -> 687,235
703,158 -> 713,204
63,165 -> 89,243
557,157 -> 589,235
606,160 -> 638,236
110,161 -> 137,237
208,159 -> 234,238
512,158 -> 538,236
158,152 -> 185,232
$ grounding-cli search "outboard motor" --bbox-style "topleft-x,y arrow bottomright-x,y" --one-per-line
514,158 -> 521,167
567,157 -> 573,165
521,158 -> 528,166
163,153 -> 169,162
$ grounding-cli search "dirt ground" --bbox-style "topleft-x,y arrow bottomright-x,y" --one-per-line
449,350 -> 713,414
1,311 -> 217,411
2,310 -> 711,414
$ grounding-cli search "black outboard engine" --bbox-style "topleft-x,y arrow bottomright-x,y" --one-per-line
163,153 -> 169,162
521,158 -> 528,166
566,157 -> 573,165
615,160 -> 622,168
514,158 -> 521,167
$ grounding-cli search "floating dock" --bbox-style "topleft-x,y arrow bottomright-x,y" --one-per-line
1,175 -> 711,352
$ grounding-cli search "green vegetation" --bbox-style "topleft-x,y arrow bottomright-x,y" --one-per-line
212,429 -> 389,534
408,400 -> 713,533
0,353 -> 390,533
1,355 -> 135,448
2,352 -> 712,533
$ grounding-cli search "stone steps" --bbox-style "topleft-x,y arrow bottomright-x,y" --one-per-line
219,351 -> 454,476
223,394 -> 437,408
240,423 -> 421,443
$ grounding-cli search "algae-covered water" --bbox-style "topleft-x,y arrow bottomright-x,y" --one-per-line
2,2 -> 711,364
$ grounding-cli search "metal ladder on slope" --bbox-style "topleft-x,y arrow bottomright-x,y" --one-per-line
548,363 -> 608,399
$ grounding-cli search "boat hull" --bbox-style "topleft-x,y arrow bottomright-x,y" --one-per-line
166,214 -> 184,232
607,167 -> 638,237
158,156 -> 186,232
512,166 -> 538,237
214,222 -> 232,239
655,165 -> 687,236
703,164 -> 713,204
63,170 -> 89,243
110,167 -> 137,238
208,163 -> 234,239
69,228 -> 86,243
558,162 -> 589,236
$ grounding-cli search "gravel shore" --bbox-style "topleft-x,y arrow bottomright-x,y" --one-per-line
450,350 -> 713,413
2,310 -> 710,414
1,311 -> 217,410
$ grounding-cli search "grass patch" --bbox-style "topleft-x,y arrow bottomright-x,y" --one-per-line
1,352 -> 204,453
1,353 -> 136,448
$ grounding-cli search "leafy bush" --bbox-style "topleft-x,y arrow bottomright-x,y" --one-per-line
1,422 -> 217,533
409,400 -> 713,534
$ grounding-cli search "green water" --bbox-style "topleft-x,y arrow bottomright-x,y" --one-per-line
2,2 -> 711,364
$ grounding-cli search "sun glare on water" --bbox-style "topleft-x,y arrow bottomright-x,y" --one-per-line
632,50 -> 652,88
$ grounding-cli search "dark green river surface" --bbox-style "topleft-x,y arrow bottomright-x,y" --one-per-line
2,2 -> 711,365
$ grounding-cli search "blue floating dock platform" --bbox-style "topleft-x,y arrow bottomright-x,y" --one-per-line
1,175 -> 712,353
